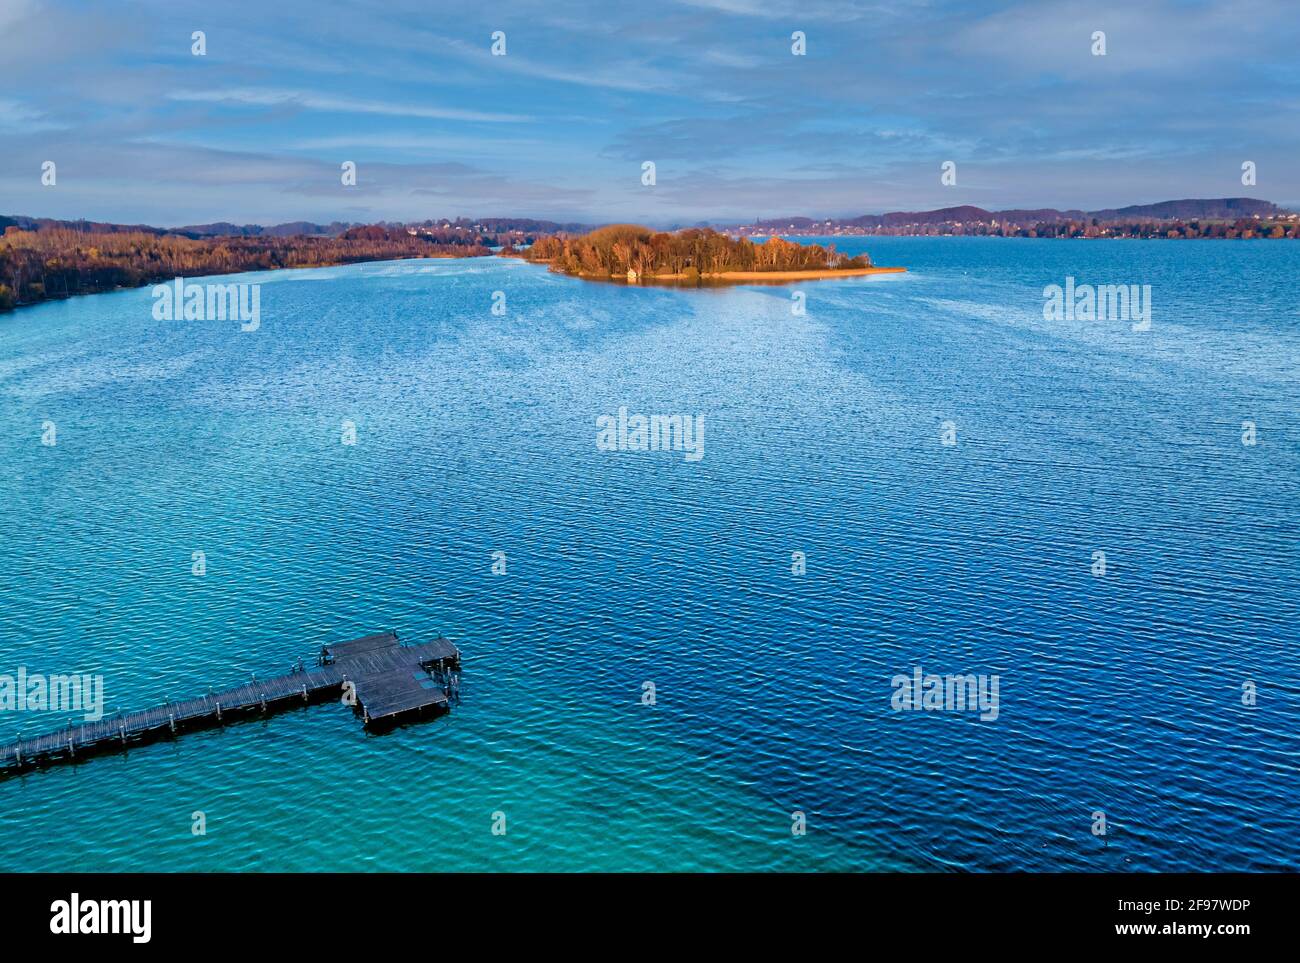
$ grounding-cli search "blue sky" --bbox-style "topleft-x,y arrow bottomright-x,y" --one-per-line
2,0 -> 1297,226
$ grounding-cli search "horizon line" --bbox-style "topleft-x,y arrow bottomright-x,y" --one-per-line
3,196 -> 1295,234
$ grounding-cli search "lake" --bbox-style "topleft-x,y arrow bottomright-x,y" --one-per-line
0,236 -> 1295,871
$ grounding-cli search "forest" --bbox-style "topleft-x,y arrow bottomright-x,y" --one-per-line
522,225 -> 871,279
0,226 -> 490,311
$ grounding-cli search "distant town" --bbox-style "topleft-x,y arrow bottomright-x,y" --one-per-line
726,198 -> 1300,240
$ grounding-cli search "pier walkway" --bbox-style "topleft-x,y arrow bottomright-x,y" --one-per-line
0,630 -> 461,774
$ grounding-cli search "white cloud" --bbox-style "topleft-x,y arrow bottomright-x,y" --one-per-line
167,88 -> 531,123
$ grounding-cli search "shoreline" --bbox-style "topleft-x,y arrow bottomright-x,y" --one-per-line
528,263 -> 908,285
0,252 -> 477,313
654,266 -> 906,282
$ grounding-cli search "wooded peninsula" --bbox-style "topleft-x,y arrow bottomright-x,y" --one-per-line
0,226 -> 489,311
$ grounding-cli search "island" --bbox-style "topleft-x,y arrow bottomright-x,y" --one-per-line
508,225 -> 904,285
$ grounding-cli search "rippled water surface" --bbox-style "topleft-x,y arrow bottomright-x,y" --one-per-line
0,238 -> 1296,871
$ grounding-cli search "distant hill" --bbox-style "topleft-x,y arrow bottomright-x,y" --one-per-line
748,198 -> 1291,232
0,215 -> 357,238
864,206 -> 993,228
1085,198 -> 1285,221
0,215 -> 168,235
3,215 -> 591,240
171,221 -> 354,238
993,208 -> 1088,222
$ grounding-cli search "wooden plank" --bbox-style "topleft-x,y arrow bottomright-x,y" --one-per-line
322,631 -> 399,662
355,667 -> 449,721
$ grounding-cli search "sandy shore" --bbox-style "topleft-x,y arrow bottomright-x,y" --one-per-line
523,264 -> 907,284
654,267 -> 906,281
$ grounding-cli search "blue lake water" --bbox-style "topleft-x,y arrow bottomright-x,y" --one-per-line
0,237 -> 1296,871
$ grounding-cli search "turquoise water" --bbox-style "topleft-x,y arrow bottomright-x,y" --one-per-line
0,238 -> 1296,871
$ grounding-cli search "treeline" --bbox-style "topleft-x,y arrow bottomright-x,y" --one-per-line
524,225 -> 870,278
0,227 -> 490,311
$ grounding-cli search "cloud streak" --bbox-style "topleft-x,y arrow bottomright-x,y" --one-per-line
167,88 -> 531,124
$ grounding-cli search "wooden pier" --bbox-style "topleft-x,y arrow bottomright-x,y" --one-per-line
0,630 -> 461,775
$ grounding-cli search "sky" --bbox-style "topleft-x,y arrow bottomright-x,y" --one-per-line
1,0 -> 1298,226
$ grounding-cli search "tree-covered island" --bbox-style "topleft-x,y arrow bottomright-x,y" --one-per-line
514,225 -> 903,284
